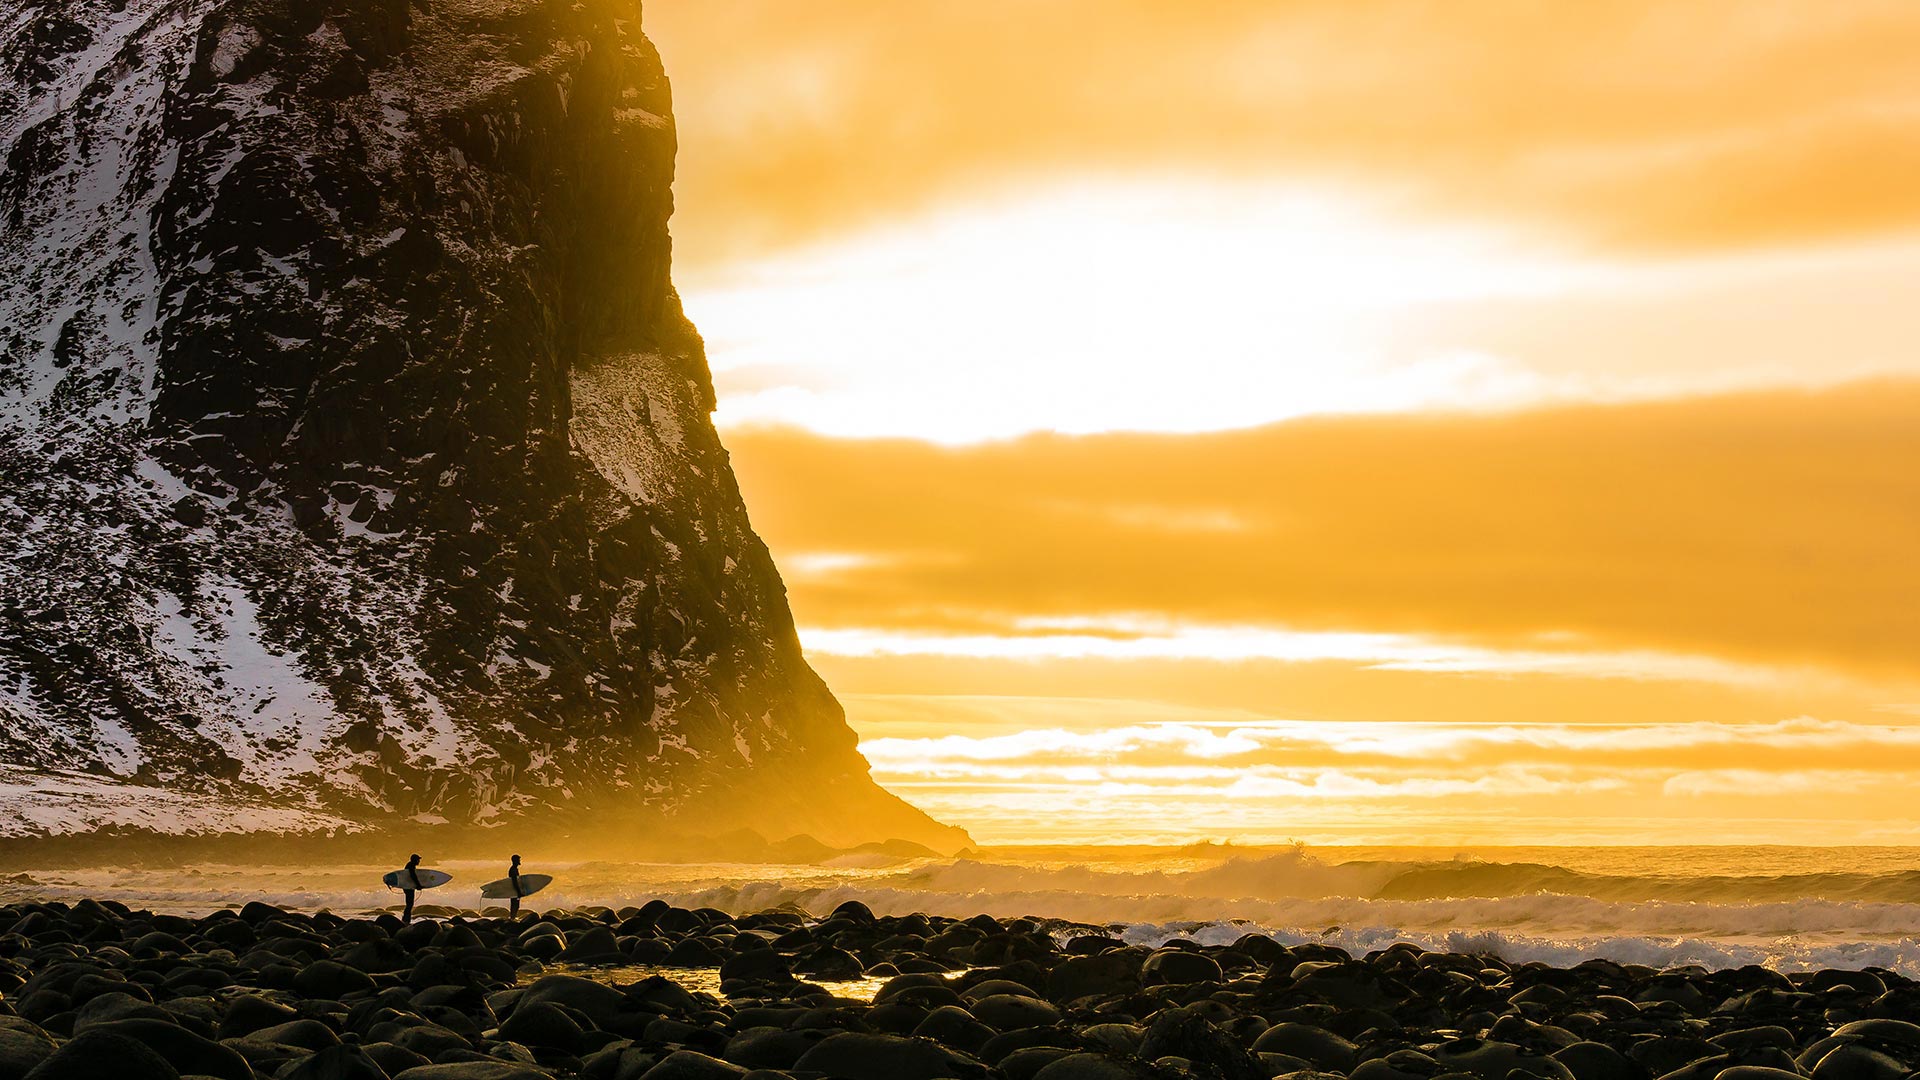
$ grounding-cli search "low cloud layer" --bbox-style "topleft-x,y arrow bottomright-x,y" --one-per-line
732,383 -> 1920,680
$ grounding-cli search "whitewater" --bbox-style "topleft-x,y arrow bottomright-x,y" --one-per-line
10,845 -> 1920,975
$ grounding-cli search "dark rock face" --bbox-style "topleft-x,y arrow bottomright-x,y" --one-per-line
0,0 -> 964,851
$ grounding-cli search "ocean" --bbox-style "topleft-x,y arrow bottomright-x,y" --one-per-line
11,845 -> 1920,975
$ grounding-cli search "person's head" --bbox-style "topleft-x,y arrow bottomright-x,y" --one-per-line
408,853 -> 420,866
511,854 -> 521,865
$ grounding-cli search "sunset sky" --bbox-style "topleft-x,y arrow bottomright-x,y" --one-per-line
645,2 -> 1920,845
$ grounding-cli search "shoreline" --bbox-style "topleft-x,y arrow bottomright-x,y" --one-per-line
0,898 -> 1913,1079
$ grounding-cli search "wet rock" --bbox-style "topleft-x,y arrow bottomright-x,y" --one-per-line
792,948 -> 864,981
23,1030 -> 181,1080
718,951 -> 790,983
242,1018 -> 341,1051
499,1001 -> 588,1052
362,1041 -> 434,1075
637,1050 -> 748,1079
80,1016 -> 254,1080
281,1044 -> 394,1080
1029,1053 -> 1168,1080
999,1046 -> 1077,1080
0,1023 -> 55,1080
723,1027 -> 831,1070
295,961 -> 377,1000
792,1031 -> 986,1080
1137,1008 -> 1264,1080
1551,1040 -> 1644,1080
1046,952 -> 1142,1003
1808,1042 -> 1906,1080
967,994 -> 1060,1032
1252,1022 -> 1358,1072
216,995 -> 301,1039
913,1006 -> 997,1053
512,977 -> 627,1028
390,1064 -> 553,1080
558,928 -> 624,964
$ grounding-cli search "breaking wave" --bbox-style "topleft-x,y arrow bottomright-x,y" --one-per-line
13,846 -> 1920,975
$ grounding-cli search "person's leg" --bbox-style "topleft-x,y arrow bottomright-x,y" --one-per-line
403,890 -> 415,924
510,895 -> 520,917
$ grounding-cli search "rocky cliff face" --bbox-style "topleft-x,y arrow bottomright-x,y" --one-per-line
0,0 -> 967,852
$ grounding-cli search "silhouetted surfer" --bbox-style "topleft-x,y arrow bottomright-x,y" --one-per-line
401,853 -> 422,924
508,854 -> 523,917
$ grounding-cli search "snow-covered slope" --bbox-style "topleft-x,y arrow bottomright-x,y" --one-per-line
0,0 -> 967,852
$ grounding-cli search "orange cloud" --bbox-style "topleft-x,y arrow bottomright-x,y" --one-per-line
727,382 -> 1920,679
649,1 -> 1920,264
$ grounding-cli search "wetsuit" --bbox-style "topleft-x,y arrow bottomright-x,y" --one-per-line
508,864 -> 522,917
402,863 -> 421,924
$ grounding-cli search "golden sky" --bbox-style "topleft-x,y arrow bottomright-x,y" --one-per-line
646,1 -> 1920,845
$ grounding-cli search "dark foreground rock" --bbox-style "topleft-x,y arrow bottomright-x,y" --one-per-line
0,900 -> 1913,1080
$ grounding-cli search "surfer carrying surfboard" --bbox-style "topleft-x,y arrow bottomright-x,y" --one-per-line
382,858 -> 452,922
481,861 -> 551,913
400,853 -> 422,924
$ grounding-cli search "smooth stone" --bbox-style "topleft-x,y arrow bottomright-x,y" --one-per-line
498,1001 -> 586,1052
722,1028 -> 830,1070
362,1041 -> 434,1075
1630,1037 -> 1721,1077
637,1050 -> 748,1079
392,1064 -> 553,1080
718,952 -> 790,983
557,928 -> 623,964
966,995 -> 1060,1032
1834,1018 -> 1920,1049
388,1022 -> 474,1059
80,1017 -> 254,1080
23,1030 -> 180,1080
1810,970 -> 1887,996
912,1006 -> 996,1053
1138,949 -> 1221,986
1810,1043 -> 1906,1080
295,961 -> 377,1000
792,1031 -> 985,1080
71,991 -> 176,1031
0,1025 -> 54,1080
1045,953 -> 1142,1003
216,996 -> 300,1040
829,902 -> 876,924
242,1018 -> 340,1051
1707,1027 -> 1795,1053
1251,1023 -> 1358,1072
282,1044 -> 394,1080
1351,1049 -> 1444,1080
994,1046 -> 1076,1080
874,976 -> 964,1009
1552,1041 -> 1641,1080
1029,1053 -> 1163,1080
511,977 -> 626,1027
792,948 -> 864,980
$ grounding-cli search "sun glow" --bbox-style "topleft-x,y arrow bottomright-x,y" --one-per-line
684,180 -> 1593,443
644,2 -> 1920,846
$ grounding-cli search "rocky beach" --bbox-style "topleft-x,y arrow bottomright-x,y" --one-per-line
0,896 -> 1914,1080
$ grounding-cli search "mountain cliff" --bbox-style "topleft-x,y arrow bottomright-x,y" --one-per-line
0,0 -> 968,853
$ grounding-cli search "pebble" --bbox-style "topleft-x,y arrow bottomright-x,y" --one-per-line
0,899 -> 1909,1079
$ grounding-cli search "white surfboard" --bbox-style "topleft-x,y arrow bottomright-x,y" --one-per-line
383,868 -> 452,890
480,873 -> 552,899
